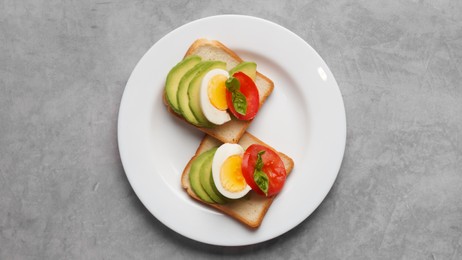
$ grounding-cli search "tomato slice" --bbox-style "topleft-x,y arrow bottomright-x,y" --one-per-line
242,144 -> 287,197
226,72 -> 259,120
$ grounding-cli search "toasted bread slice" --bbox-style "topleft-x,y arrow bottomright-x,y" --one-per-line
181,132 -> 294,228
164,39 -> 274,143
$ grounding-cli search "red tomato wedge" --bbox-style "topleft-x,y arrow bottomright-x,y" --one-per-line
226,72 -> 259,120
242,144 -> 287,197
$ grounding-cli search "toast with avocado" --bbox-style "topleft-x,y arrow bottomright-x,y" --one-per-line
163,39 -> 274,143
181,132 -> 294,229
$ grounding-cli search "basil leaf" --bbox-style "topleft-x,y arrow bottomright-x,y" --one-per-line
254,150 -> 268,195
254,170 -> 269,195
226,76 -> 248,116
225,76 -> 240,92
255,150 -> 265,170
232,91 -> 247,116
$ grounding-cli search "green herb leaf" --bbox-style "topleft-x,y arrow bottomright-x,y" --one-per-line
254,151 -> 268,195
254,170 -> 269,195
255,150 -> 265,170
225,76 -> 240,92
232,91 -> 247,115
226,76 -> 248,116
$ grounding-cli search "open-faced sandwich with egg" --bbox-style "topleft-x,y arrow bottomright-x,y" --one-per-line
163,39 -> 274,143
181,132 -> 294,228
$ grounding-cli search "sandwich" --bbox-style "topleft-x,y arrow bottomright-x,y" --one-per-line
163,39 -> 274,143
181,132 -> 294,228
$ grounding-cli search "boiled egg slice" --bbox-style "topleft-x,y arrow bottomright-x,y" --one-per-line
200,69 -> 231,125
212,143 -> 251,199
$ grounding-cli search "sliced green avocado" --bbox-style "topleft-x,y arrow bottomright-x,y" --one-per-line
189,149 -> 215,203
229,61 -> 257,80
199,148 -> 227,204
177,62 -> 207,126
165,55 -> 201,114
188,61 -> 227,128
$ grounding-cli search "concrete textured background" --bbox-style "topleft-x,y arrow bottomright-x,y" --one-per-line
1,0 -> 461,259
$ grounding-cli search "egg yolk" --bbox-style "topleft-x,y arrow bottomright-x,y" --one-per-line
220,155 -> 246,192
207,74 -> 228,110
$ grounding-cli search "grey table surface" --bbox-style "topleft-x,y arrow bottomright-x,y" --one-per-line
1,0 -> 462,259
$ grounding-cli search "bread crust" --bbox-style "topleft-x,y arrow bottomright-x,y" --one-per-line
164,39 -> 274,143
185,39 -> 244,63
181,132 -> 294,229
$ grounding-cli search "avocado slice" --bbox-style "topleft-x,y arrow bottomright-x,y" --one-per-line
188,61 -> 227,128
165,55 -> 201,114
229,61 -> 257,80
189,149 -> 216,203
177,62 -> 206,126
199,148 -> 227,204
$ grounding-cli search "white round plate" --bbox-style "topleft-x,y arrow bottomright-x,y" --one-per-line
118,15 -> 346,246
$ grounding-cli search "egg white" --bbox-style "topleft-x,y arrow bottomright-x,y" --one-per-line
200,69 -> 231,125
212,143 -> 251,199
